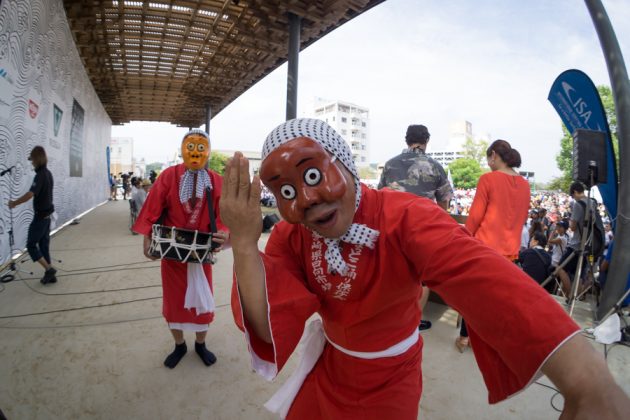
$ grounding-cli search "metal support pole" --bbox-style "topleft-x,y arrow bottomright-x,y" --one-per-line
286,13 -> 301,120
584,0 -> 630,320
205,104 -> 212,135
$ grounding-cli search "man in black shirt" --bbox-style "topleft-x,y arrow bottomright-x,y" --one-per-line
9,146 -> 57,284
518,231 -> 553,293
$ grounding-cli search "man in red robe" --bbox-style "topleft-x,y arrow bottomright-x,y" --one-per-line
221,118 -> 629,418
134,129 -> 228,368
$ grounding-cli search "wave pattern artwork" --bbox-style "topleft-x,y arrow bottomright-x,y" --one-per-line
0,0 -> 112,265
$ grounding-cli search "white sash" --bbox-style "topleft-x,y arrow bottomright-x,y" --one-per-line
184,262 -> 215,314
264,319 -> 419,418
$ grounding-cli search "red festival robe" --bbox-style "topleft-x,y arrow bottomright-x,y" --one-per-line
134,164 -> 226,326
232,185 -> 579,419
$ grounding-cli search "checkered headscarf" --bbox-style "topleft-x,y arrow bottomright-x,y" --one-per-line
179,129 -> 212,203
262,118 -> 379,275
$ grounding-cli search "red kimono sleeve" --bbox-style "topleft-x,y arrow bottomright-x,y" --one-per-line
231,222 -> 320,380
132,168 -> 172,236
399,201 -> 579,403
465,174 -> 489,236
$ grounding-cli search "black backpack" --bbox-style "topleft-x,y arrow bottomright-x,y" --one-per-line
576,198 -> 606,259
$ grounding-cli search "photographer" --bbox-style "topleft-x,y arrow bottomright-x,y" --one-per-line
120,172 -> 132,200
557,182 -> 595,296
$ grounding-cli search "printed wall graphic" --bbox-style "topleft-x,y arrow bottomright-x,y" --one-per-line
0,72 -> 14,120
69,99 -> 84,177
0,0 -> 112,265
53,104 -> 63,136
24,88 -> 42,133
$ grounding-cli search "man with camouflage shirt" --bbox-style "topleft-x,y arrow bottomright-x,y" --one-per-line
378,124 -> 453,210
378,124 -> 453,331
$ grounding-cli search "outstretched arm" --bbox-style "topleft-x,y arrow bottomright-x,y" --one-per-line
8,191 -> 34,208
220,152 -> 270,343
541,334 -> 630,419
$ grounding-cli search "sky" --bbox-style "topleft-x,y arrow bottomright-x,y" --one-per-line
111,0 -> 630,183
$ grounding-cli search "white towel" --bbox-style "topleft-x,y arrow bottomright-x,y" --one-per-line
264,320 -> 327,418
184,262 -> 215,314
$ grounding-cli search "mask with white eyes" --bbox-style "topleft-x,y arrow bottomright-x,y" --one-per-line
181,133 -> 210,171
259,137 -> 349,225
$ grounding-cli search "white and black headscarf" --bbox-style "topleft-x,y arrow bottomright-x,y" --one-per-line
262,118 -> 379,275
179,129 -> 212,204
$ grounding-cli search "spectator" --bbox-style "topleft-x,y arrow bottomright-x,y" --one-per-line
604,222 -> 613,251
378,124 -> 453,332
520,222 -> 529,252
528,220 -> 544,246
378,124 -> 452,209
538,208 -> 551,237
133,179 -> 151,210
121,172 -> 131,200
519,232 -> 553,293
527,208 -> 539,229
456,139 -> 530,352
557,182 -> 597,297
109,173 -> 118,201
548,220 -> 569,270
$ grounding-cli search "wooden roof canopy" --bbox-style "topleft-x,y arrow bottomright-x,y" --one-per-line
63,0 -> 384,127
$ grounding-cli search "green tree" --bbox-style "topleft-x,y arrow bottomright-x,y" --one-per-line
462,137 -> 489,167
145,162 -> 163,173
548,174 -> 572,192
358,166 -> 378,179
208,152 -> 229,174
555,85 -> 619,190
448,158 -> 483,189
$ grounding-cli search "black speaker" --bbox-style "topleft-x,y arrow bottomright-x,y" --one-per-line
262,213 -> 280,233
572,129 -> 607,187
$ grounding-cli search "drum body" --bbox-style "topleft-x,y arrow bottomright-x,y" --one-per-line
150,224 -> 214,264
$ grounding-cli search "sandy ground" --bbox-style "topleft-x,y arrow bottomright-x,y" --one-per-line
0,200 -> 628,419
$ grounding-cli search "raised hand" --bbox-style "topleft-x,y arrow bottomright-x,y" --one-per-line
220,153 -> 270,342
219,152 -> 263,248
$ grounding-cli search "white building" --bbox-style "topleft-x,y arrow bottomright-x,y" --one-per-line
311,98 -> 370,166
214,149 -> 261,178
426,120 -> 490,168
447,120 -> 473,150
110,137 -> 134,175
134,158 -> 146,178
425,149 -> 465,168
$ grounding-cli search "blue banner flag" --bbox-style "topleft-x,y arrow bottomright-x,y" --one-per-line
547,69 -> 618,219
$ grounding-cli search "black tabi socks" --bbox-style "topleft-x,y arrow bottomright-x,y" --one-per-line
163,341 -> 217,368
195,341 -> 217,366
164,342 -> 187,369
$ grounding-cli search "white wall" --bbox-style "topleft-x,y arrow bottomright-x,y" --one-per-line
0,0 -> 111,265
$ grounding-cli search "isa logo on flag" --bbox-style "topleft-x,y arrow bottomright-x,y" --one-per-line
548,69 -> 618,219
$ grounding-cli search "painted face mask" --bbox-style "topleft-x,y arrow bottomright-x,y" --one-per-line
260,137 -> 348,224
181,132 -> 210,171
261,118 -> 379,276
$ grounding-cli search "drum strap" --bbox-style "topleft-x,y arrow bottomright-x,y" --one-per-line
206,186 -> 217,234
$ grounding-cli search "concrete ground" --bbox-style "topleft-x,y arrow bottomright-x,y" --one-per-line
0,200 -> 628,419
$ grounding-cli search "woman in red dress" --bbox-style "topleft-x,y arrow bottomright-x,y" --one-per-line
456,139 -> 531,352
